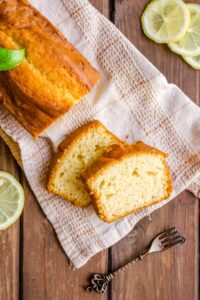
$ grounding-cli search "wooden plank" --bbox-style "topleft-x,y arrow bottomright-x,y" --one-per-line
111,192 -> 199,300
21,1 -> 110,300
114,0 -> 200,105
91,0 -> 110,18
0,140 -> 20,300
21,174 -> 109,300
110,1 -> 199,299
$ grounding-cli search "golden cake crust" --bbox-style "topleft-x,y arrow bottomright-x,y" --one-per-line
0,125 -> 22,167
0,0 -> 100,138
47,120 -> 124,207
82,142 -> 172,223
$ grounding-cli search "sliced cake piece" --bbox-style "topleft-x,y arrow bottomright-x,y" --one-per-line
47,120 -> 124,207
83,142 -> 172,222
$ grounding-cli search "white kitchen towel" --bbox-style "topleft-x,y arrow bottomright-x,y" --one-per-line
0,0 -> 200,268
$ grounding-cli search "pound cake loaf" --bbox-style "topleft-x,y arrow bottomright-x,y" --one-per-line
47,120 -> 124,207
0,0 -> 100,138
83,142 -> 172,222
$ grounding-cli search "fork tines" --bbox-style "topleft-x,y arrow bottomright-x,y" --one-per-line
159,227 -> 185,249
158,227 -> 176,239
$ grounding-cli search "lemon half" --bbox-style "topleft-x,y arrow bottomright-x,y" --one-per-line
169,4 -> 200,56
0,171 -> 24,230
141,0 -> 190,44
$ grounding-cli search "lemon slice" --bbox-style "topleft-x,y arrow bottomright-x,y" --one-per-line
182,55 -> 200,70
169,4 -> 200,56
141,0 -> 190,44
0,171 -> 24,230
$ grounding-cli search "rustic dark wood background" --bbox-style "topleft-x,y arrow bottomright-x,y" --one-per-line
0,0 -> 199,299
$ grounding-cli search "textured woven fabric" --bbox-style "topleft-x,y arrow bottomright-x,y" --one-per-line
0,0 -> 200,268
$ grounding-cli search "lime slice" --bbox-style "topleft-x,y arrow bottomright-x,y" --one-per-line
0,171 -> 24,230
182,54 -> 200,70
169,4 -> 200,56
141,0 -> 190,44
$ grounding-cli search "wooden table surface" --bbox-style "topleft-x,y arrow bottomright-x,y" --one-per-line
0,1 -> 199,299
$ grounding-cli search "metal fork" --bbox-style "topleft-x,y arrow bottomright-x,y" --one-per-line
86,227 -> 185,294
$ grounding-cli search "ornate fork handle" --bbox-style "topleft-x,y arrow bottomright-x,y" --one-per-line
87,253 -> 146,293
86,227 -> 185,294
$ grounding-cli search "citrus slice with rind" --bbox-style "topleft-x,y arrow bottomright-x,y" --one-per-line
183,54 -> 200,70
141,0 -> 190,44
0,171 -> 24,230
169,4 -> 200,56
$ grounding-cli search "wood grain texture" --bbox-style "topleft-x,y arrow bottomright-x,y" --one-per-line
114,0 -> 200,105
111,1 -> 199,299
0,142 -> 20,300
111,192 -> 199,300
20,1 -> 109,300
0,0 -> 199,300
21,174 -> 109,300
91,0 -> 110,18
